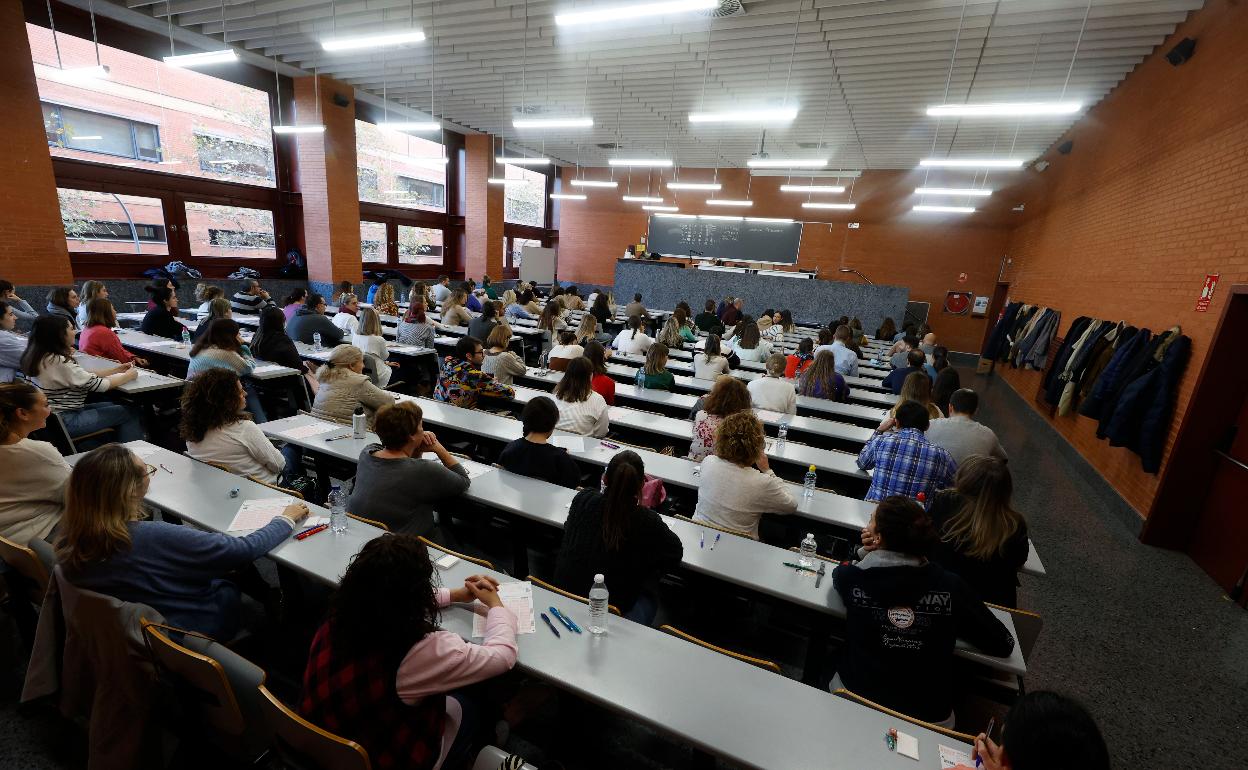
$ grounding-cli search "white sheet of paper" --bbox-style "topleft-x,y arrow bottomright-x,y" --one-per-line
472,581 -> 536,637
251,364 -> 286,374
128,441 -> 161,459
143,340 -> 181,348
550,436 -> 593,452
461,462 -> 494,480
939,744 -> 973,769
228,497 -> 296,532
282,422 -> 344,440
895,731 -> 919,761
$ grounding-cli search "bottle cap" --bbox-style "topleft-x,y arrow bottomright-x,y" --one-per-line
807,533 -> 815,539
808,464 -> 817,471
594,573 -> 605,583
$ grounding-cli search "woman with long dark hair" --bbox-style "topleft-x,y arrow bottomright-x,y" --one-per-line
583,340 -> 616,405
590,292 -> 612,327
796,350 -> 850,402
876,317 -> 898,342
250,305 -> 304,372
79,298 -> 148,367
689,375 -> 752,461
731,322 -> 772,363
0,382 -> 68,545
467,299 -> 498,343
139,284 -> 189,340
188,318 -> 267,422
181,368 -> 300,483
299,535 -> 515,770
555,450 -> 682,624
281,288 -> 308,321
45,286 -> 80,330
612,316 -> 653,356
785,337 -> 816,379
932,366 -> 961,417
692,333 -> 731,380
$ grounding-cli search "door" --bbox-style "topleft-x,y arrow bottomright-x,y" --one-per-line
1187,393 -> 1248,592
979,281 -> 1010,353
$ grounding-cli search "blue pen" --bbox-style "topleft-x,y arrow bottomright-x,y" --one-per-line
550,606 -> 582,633
700,531 -> 705,549
711,532 -> 720,550
540,613 -> 561,638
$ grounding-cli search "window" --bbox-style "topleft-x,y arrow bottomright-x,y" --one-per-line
195,134 -> 274,181
398,225 -> 443,265
57,188 -> 167,255
503,164 -> 547,227
355,119 -> 447,212
43,103 -> 161,161
185,202 -> 275,257
361,221 -> 387,263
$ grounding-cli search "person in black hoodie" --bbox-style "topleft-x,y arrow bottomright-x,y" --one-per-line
139,285 -> 189,340
973,691 -> 1109,770
833,495 -> 1015,725
498,396 -> 583,488
554,450 -> 682,625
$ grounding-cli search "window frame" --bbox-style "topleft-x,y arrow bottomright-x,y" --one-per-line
43,101 -> 163,163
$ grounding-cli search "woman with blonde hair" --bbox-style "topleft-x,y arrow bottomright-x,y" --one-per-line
575,313 -> 609,347
352,307 -> 396,387
77,280 -> 109,327
372,282 -> 400,317
480,324 -> 527,387
195,283 -> 224,319
642,342 -> 675,391
927,455 -> 1029,607
311,344 -> 395,427
501,288 -> 517,307
689,375 -> 751,461
886,370 -> 944,422
657,316 -> 685,350
57,443 -> 309,638
692,411 -> 796,539
441,289 -> 473,327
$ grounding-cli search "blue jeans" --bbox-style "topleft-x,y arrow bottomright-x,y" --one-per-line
624,592 -> 659,626
59,402 -> 145,445
280,444 -> 304,480
243,382 -> 268,424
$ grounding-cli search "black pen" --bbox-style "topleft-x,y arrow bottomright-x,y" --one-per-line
324,434 -> 354,441
540,613 -> 561,638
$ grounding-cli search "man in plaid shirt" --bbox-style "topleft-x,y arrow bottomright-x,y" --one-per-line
857,400 -> 956,502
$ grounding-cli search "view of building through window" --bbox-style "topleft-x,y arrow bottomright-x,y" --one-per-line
356,120 -> 447,212
398,225 -> 443,265
503,164 -> 546,226
58,189 -> 167,256
361,221 -> 387,263
185,203 -> 275,258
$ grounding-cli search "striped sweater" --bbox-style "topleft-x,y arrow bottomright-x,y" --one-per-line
30,354 -> 111,412
186,346 -> 255,380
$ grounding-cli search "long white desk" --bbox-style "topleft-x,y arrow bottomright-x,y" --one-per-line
103,441 -> 978,768
73,352 -> 186,395
114,328 -> 301,381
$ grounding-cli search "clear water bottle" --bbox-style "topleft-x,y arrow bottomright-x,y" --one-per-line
803,464 -> 817,498
328,486 -> 348,533
799,532 -> 818,568
180,327 -> 191,346
588,574 -> 609,635
634,367 -> 645,389
313,331 -> 323,352
776,422 -> 789,448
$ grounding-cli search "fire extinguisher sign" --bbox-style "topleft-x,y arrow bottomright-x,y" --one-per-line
1196,274 -> 1220,313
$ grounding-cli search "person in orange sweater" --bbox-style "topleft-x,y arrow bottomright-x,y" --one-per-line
784,337 -> 815,379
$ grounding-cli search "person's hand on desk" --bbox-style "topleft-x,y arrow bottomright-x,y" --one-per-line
280,503 -> 310,527
972,734 -> 1005,770
450,575 -> 501,604
466,575 -> 503,609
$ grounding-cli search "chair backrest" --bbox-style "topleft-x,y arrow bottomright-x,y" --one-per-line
419,536 -> 494,570
472,745 -> 538,770
986,603 -> 1043,663
548,357 -> 570,372
256,684 -> 372,770
659,625 -> 781,674
347,513 -> 390,532
29,413 -> 77,456
832,688 -> 976,742
248,477 -> 305,500
360,352 -> 387,385
526,575 -> 620,616
0,534 -> 51,604
673,514 -> 745,540
140,621 -> 256,741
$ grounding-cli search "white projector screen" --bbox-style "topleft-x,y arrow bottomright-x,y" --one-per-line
519,246 -> 557,286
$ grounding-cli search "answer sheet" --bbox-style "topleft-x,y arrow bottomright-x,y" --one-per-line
472,581 -> 536,636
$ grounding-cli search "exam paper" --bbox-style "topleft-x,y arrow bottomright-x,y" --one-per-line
549,435 -> 593,452
251,364 -> 286,374
895,731 -> 919,761
939,744 -> 974,769
282,422 -> 344,440
129,441 -> 161,459
472,581 -> 536,636
228,497 -> 296,532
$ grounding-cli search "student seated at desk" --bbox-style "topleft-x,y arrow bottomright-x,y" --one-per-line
250,306 -> 306,375
300,535 -> 516,770
547,331 -> 584,371
692,412 -> 796,539
346,401 -> 470,537
885,371 -> 944,422
748,353 -> 797,415
888,334 -> 919,370
76,281 -> 107,328
78,299 -> 148,367
195,284 -> 224,319
553,357 -> 610,438
973,691 -> 1109,770
191,297 -> 232,343
22,315 -> 143,445
353,307 -> 396,388
57,444 -> 309,640
672,308 -> 698,344
728,321 -> 772,364
230,279 -> 275,315
45,287 -> 80,331
574,313 -> 609,348
287,294 -> 345,347
584,341 -> 616,406
926,389 -> 1006,465
785,337 -> 816,379
876,317 -> 897,342
692,334 -> 732,380
857,401 -> 956,503
499,396 -> 582,489
0,300 -> 25,382
435,336 -> 515,409
399,297 -> 439,350
927,455 -> 1028,608
884,350 -> 928,395
182,369 -> 299,484
312,345 -> 395,428
1,279 -> 39,330
833,495 -> 1015,727
139,285 -> 188,341
590,293 -> 613,327
657,316 -> 686,350
188,319 -> 267,422
466,299 -> 498,344
642,343 -> 675,391
441,289 -> 474,328
797,351 -> 850,402
373,282 -> 400,317
331,293 -> 361,336
694,299 -> 721,334
536,302 -> 567,348
280,288 -> 307,322
555,450 -> 683,625
689,375 -> 751,462
613,317 -> 653,356
480,325 -> 526,387
624,293 -> 646,319
0,383 -> 68,545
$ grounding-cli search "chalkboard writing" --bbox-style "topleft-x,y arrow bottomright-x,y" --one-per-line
646,216 -> 803,264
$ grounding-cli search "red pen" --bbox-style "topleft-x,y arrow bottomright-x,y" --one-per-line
295,523 -> 329,540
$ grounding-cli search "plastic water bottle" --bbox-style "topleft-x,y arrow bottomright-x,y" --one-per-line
776,422 -> 789,448
588,574 -> 609,635
799,533 -> 818,568
328,486 -> 348,533
803,464 -> 817,498
180,327 -> 191,346
313,331 -> 323,352
634,367 -> 645,389
351,407 -> 366,440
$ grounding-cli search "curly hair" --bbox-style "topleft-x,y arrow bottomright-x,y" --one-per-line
703,375 -> 751,417
713,411 -> 766,466
179,368 -> 246,442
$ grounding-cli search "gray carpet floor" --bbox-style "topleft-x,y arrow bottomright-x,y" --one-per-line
1,366 -> 1246,769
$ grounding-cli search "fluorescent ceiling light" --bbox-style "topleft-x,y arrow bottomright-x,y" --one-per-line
71,135 -> 103,140
496,156 -> 550,165
748,217 -> 795,223
667,182 -> 722,191
59,65 -> 110,81
802,202 -> 857,210
378,121 -> 440,131
556,0 -> 717,27
919,158 -> 1026,169
780,184 -> 845,193
272,125 -> 326,134
488,177 -> 528,185
513,117 -> 593,129
747,158 -> 827,168
643,205 -> 680,212
321,29 -> 425,52
688,107 -> 799,124
609,158 -> 673,167
655,213 -> 696,219
699,215 -> 744,221
914,205 -> 976,213
706,199 -> 753,207
926,101 -> 1081,117
915,187 -> 993,197
570,179 -> 618,188
622,195 -> 664,203
550,193 -> 587,200
751,169 -> 860,178
163,49 -> 238,67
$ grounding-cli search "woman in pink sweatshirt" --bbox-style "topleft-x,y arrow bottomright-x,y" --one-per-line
300,535 -> 517,770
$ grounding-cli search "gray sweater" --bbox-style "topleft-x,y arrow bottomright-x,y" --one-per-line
346,444 -> 470,535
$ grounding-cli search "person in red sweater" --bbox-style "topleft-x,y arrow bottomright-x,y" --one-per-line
78,298 -> 148,367
584,340 -> 616,405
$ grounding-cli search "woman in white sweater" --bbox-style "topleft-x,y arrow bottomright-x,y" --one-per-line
612,316 -> 653,356
692,334 -> 732,380
0,382 -> 69,545
553,357 -> 610,437
351,307 -> 395,388
747,353 -> 798,415
693,412 -> 797,539
480,324 -> 527,387
181,369 -> 299,483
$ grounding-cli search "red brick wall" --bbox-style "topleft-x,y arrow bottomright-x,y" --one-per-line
293,75 -> 361,284
0,0 -> 72,285
999,0 -> 1248,518
464,134 -> 503,279
556,166 -> 1011,352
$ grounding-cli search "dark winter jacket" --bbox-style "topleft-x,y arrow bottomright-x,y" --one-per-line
285,307 -> 344,347
1105,333 -> 1191,473
1080,327 -> 1150,420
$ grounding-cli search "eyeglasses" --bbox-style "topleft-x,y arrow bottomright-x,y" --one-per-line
144,464 -> 158,476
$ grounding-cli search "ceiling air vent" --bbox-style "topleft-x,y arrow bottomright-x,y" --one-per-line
698,0 -> 746,18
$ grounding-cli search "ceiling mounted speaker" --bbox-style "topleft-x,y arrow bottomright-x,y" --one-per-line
332,93 -> 351,108
698,0 -> 746,18
1166,37 -> 1196,66
1057,141 -> 1074,155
